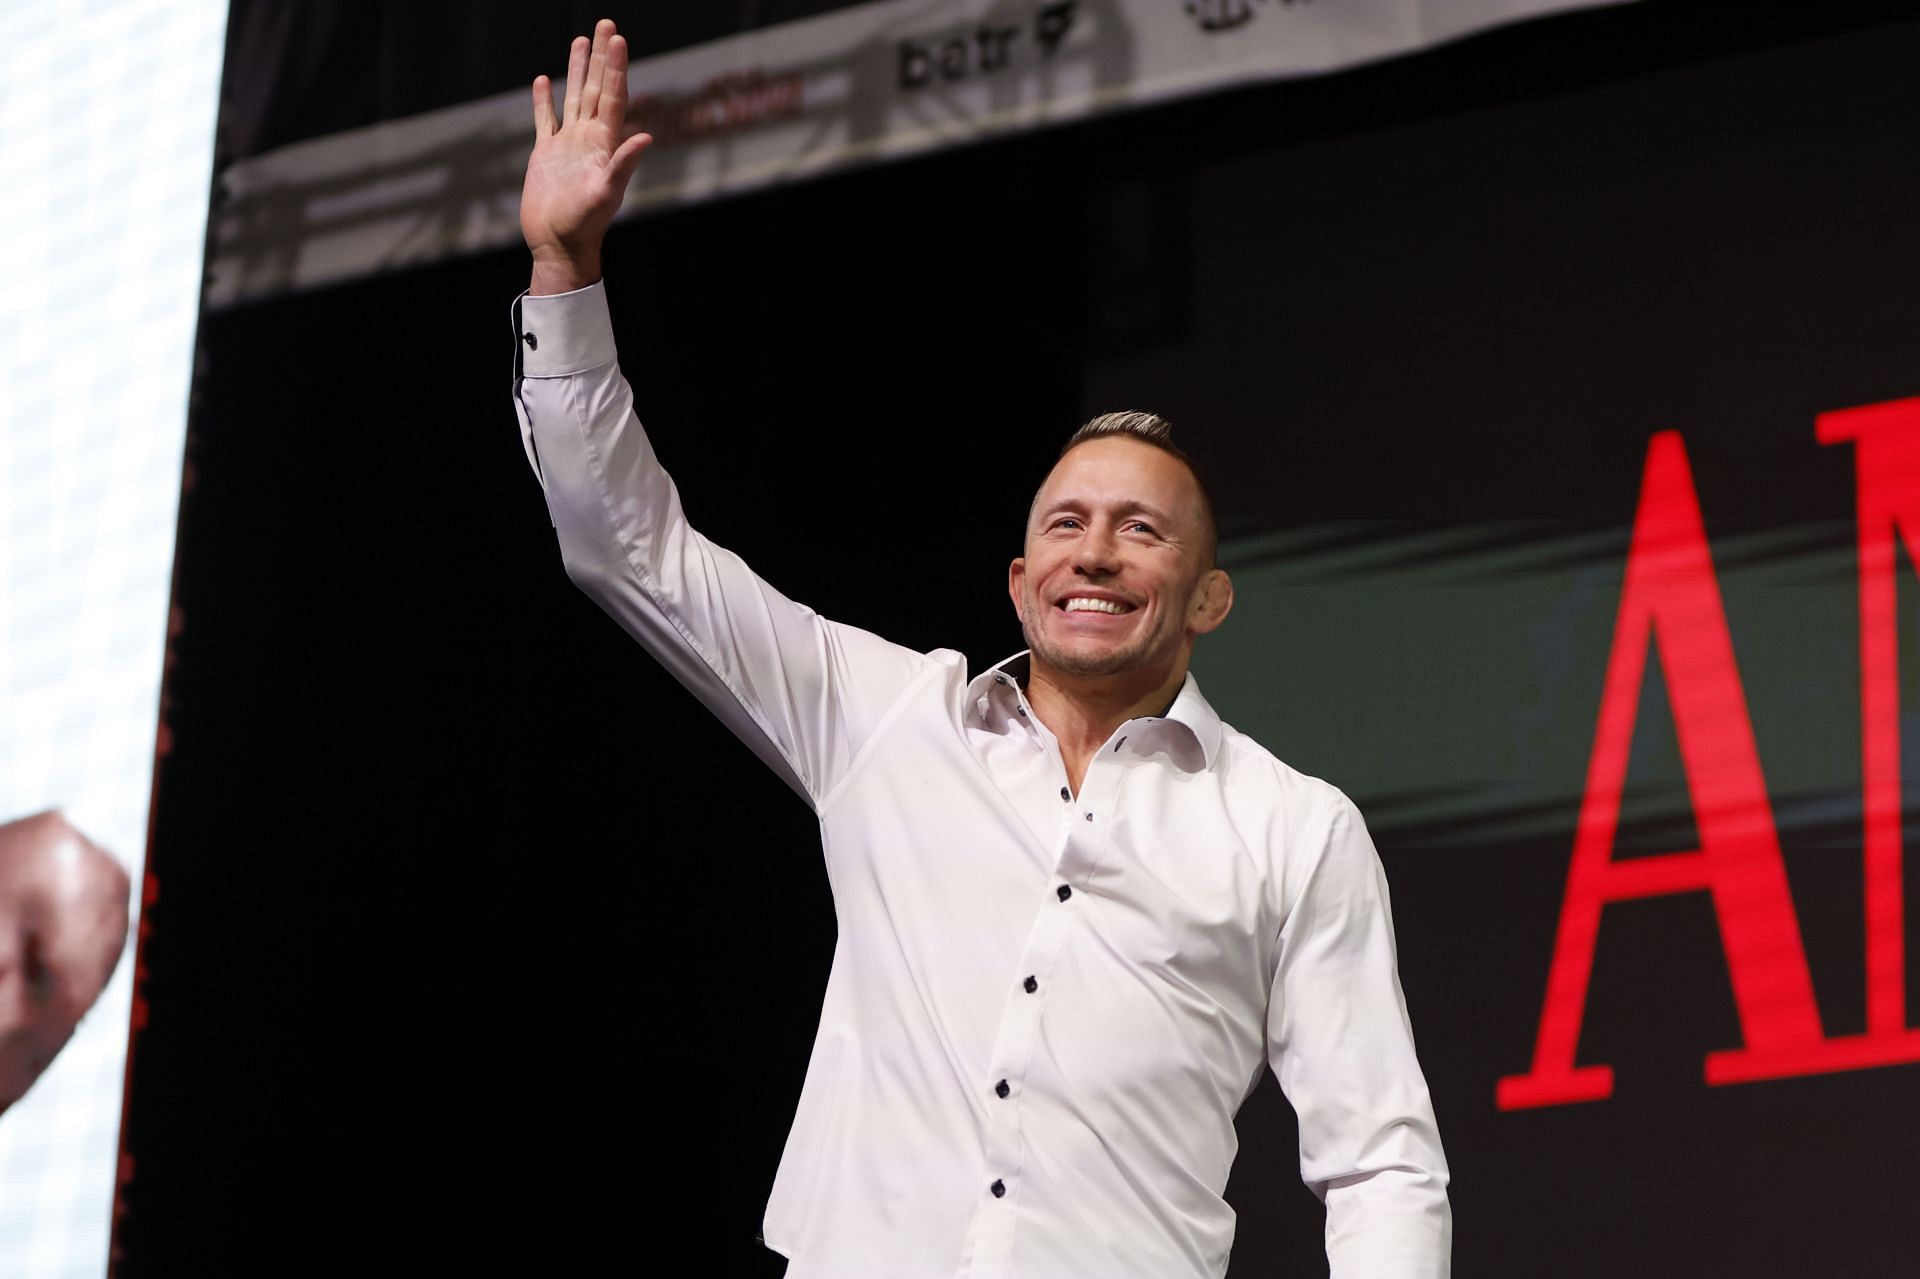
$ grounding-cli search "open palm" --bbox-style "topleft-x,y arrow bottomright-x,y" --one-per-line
521,19 -> 652,286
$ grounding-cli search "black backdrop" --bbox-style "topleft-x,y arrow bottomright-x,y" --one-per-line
121,3 -> 1920,1274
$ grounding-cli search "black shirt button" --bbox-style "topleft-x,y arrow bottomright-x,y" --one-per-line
995,1079 -> 1010,1098
1059,786 -> 1071,802
991,1179 -> 1006,1198
521,331 -> 538,350
1057,884 -> 1072,901
1084,812 -> 1094,822
1022,975 -> 1038,993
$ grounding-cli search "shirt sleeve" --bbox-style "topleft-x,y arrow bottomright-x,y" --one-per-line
509,281 -> 933,809
1266,789 -> 1452,1277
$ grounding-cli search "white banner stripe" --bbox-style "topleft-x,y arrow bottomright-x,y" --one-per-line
207,0 -> 1634,307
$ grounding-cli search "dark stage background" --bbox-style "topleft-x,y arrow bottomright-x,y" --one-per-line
121,3 -> 1920,1274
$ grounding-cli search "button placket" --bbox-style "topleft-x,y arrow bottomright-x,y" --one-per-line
964,702 -> 1137,1274
973,767 -> 1116,1262
1038,730 -> 1130,924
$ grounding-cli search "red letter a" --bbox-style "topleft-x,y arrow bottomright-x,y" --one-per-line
1497,432 -> 1825,1109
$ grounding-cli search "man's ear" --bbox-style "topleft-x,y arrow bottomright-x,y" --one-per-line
1189,568 -> 1234,636
1008,557 -> 1028,624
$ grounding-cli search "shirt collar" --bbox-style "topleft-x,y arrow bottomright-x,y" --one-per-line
966,651 -> 1223,772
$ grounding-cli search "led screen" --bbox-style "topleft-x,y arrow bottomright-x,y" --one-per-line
0,2 -> 227,1273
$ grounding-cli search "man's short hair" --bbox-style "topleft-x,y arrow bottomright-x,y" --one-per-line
1050,411 -> 1218,568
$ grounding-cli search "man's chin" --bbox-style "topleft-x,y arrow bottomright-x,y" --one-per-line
1027,633 -> 1146,679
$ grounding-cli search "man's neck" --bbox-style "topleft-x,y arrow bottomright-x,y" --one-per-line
1024,653 -> 1188,795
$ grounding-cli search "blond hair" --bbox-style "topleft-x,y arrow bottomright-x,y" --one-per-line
1048,411 -> 1218,566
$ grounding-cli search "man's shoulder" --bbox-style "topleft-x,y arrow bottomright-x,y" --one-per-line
1215,722 -> 1358,818
877,644 -> 978,712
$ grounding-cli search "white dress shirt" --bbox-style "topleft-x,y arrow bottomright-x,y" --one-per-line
510,281 -> 1450,1277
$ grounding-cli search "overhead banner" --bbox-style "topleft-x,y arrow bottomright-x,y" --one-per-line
208,0 -> 1630,307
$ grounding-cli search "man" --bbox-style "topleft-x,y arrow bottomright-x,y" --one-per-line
513,20 -> 1448,1276
0,811 -> 130,1119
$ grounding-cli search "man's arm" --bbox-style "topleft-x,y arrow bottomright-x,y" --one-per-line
513,21 -> 932,807
1267,790 -> 1452,1276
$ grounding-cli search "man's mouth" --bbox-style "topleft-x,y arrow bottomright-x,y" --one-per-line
1059,596 -> 1136,615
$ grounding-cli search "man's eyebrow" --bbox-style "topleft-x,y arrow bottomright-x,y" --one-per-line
1116,499 -> 1175,524
1038,498 -> 1176,522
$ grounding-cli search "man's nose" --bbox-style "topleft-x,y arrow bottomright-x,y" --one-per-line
0,953 -> 24,1035
1072,523 -> 1121,573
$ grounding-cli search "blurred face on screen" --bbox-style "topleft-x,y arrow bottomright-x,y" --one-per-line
1010,436 -> 1229,681
0,812 -> 130,1116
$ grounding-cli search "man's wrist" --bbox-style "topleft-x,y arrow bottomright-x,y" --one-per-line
529,250 -> 602,296
518,274 -> 616,376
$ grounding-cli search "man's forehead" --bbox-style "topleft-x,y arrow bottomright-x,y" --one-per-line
0,837 -> 95,892
1032,437 -> 1203,517
0,820 -> 129,940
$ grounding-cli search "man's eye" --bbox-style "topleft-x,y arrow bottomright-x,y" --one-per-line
22,933 -> 53,1002
1126,521 -> 1156,534
1052,518 -> 1082,531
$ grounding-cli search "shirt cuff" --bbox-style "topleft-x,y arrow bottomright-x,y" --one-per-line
515,280 -> 617,377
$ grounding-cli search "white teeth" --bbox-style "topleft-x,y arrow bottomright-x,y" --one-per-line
1063,597 -> 1129,614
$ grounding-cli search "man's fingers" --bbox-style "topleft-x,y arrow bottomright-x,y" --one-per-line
531,75 -> 556,136
581,19 -> 613,123
609,130 -> 653,190
561,35 -> 589,124
601,33 -> 630,124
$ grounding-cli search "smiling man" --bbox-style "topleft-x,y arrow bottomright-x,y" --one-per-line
1012,414 -> 1233,794
512,21 -> 1449,1277
0,811 -> 130,1119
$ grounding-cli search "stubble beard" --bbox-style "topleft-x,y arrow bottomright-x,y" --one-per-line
1021,605 -> 1159,678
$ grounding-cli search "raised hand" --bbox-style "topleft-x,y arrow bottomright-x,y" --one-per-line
521,19 -> 653,295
